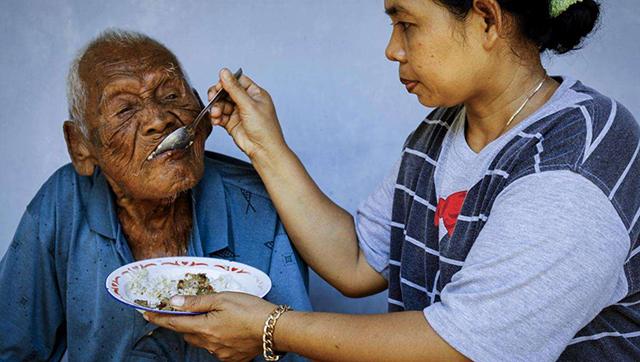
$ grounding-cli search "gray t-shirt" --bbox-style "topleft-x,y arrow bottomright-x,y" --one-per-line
356,77 -> 631,361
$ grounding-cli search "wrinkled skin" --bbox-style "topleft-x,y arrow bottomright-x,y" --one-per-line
64,41 -> 209,259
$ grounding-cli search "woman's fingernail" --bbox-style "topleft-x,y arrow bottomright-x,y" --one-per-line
171,295 -> 185,307
221,69 -> 232,80
142,313 -> 149,321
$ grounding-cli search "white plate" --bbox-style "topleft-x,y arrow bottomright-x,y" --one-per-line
106,256 -> 271,315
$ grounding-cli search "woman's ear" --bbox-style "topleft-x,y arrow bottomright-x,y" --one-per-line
472,0 -> 504,51
63,120 -> 97,176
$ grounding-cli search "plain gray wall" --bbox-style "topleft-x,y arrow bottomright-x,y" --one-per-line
1,0 -> 639,314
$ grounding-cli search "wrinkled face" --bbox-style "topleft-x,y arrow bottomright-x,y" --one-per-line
384,0 -> 487,108
80,42 -> 208,200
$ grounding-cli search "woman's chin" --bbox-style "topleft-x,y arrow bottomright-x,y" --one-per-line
415,93 -> 459,109
415,93 -> 440,108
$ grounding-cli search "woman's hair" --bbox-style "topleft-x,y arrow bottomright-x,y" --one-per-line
436,0 -> 601,54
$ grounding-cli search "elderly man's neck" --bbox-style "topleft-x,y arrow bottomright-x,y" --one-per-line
116,193 -> 190,223
114,191 -> 193,260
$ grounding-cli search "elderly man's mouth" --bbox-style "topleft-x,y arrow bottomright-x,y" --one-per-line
147,147 -> 190,163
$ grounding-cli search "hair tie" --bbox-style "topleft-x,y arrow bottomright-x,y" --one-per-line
550,0 -> 584,18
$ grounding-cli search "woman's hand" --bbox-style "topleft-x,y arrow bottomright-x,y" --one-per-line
144,292 -> 276,362
208,68 -> 288,161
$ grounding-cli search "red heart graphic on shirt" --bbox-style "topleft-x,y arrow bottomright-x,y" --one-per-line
434,190 -> 468,237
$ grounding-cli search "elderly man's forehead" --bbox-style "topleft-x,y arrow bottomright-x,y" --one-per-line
79,41 -> 184,84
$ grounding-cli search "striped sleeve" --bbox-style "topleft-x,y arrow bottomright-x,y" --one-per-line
355,159 -> 401,279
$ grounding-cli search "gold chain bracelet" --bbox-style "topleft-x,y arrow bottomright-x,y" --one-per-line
262,304 -> 292,361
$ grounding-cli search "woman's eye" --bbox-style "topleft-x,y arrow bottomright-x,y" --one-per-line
164,93 -> 178,101
392,21 -> 412,31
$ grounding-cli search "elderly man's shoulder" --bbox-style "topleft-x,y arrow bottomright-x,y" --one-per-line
24,163 -> 89,215
203,151 -> 269,200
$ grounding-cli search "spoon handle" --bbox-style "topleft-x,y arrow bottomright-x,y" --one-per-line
187,68 -> 243,133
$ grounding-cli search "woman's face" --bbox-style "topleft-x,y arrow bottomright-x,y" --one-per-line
385,0 -> 488,108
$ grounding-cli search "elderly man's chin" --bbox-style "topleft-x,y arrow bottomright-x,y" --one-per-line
150,155 -> 204,198
115,149 -> 205,201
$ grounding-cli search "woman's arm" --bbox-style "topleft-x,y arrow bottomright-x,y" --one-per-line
275,309 -> 468,362
145,293 -> 469,362
209,69 -> 386,297
253,146 -> 387,297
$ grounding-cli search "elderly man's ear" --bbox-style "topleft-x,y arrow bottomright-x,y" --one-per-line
193,88 -> 213,137
63,121 -> 97,176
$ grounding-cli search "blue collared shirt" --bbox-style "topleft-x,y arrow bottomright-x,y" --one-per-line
0,152 -> 311,362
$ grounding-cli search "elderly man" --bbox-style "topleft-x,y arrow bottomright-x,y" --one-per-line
0,30 -> 310,361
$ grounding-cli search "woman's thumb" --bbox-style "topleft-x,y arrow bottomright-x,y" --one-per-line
170,294 -> 221,313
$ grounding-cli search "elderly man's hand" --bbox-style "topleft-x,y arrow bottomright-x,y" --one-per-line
144,292 -> 276,362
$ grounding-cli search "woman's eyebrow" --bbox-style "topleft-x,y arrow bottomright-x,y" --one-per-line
385,5 -> 410,16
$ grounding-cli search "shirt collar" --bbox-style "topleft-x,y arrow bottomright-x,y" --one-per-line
85,159 -> 229,255
191,159 -> 229,255
86,168 -> 118,239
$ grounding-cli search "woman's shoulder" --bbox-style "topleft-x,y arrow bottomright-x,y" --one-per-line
557,78 -> 638,133
514,78 -> 639,159
495,79 -> 640,229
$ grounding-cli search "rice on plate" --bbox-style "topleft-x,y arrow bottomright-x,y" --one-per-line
127,269 -> 243,311
106,257 -> 272,315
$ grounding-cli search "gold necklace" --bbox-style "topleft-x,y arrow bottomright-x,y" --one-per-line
504,76 -> 547,128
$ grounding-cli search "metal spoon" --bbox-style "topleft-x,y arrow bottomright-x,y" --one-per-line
147,68 -> 243,160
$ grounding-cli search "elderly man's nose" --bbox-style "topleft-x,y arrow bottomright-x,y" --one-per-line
142,112 -> 180,136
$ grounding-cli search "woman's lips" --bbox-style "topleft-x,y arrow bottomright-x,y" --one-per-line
400,78 -> 419,92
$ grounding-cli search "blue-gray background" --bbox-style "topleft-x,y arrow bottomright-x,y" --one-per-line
1,0 -> 639,314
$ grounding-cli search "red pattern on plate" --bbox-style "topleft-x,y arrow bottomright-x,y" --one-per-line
214,265 -> 249,274
112,276 -> 121,297
130,262 -> 158,270
161,260 -> 209,267
121,262 -> 157,275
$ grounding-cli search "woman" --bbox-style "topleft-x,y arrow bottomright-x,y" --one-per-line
146,0 -> 640,360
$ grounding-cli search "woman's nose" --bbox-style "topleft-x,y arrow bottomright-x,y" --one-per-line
385,29 -> 407,63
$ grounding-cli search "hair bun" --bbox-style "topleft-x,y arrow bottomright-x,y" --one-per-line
541,0 -> 600,54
